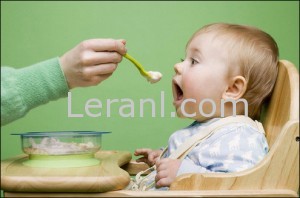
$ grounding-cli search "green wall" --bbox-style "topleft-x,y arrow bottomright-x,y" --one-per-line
1,1 -> 299,161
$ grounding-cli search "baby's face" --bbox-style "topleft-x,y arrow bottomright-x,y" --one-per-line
172,32 -> 231,121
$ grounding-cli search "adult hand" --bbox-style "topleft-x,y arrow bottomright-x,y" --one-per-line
60,39 -> 127,89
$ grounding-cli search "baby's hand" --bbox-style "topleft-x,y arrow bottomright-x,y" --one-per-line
155,158 -> 181,188
60,39 -> 127,89
134,148 -> 162,166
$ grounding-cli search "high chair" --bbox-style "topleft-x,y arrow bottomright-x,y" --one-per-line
119,60 -> 299,197
1,60 -> 299,197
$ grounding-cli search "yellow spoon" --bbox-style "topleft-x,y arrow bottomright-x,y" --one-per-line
124,53 -> 162,83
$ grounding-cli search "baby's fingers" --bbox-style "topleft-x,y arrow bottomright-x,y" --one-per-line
135,157 -> 150,164
134,148 -> 152,156
155,177 -> 173,188
148,152 -> 160,163
155,169 -> 172,187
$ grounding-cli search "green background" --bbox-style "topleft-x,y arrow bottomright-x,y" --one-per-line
1,1 -> 299,162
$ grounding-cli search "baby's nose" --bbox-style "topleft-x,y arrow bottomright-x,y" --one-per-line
174,63 -> 183,74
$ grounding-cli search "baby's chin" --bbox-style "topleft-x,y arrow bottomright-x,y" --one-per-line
174,108 -> 196,119
174,108 -> 214,122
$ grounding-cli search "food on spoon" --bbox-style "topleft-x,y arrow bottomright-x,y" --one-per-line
123,53 -> 163,83
147,71 -> 163,83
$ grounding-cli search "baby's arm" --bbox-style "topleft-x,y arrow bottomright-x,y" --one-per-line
134,148 -> 163,166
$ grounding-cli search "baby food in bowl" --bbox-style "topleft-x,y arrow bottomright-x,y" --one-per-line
12,131 -> 110,168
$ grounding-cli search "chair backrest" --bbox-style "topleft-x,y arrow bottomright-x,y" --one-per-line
259,60 -> 299,192
263,60 -> 299,147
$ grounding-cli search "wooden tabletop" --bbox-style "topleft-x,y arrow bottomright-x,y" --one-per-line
1,150 -> 132,193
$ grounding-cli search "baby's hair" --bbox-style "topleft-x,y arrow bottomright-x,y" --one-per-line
191,23 -> 279,120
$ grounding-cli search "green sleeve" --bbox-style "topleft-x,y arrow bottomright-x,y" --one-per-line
1,57 -> 69,126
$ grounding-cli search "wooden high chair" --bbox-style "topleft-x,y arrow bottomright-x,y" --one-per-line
119,60 -> 299,197
1,60 -> 298,197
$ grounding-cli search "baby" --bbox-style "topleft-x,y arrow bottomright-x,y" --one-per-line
133,23 -> 279,190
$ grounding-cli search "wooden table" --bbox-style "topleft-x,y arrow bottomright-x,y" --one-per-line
1,150 -> 132,195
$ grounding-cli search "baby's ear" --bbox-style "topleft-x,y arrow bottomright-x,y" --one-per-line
222,76 -> 247,100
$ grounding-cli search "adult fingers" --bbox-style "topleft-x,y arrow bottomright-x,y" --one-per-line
81,39 -> 127,55
95,63 -> 118,74
84,64 -> 119,77
80,51 -> 123,66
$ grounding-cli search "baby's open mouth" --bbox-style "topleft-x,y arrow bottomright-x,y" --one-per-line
173,80 -> 183,102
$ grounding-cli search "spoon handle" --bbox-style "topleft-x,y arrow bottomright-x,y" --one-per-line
124,53 -> 151,78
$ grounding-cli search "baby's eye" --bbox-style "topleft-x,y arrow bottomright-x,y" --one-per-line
191,58 -> 198,65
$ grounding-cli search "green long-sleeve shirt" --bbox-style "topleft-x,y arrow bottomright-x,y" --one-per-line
1,57 -> 69,126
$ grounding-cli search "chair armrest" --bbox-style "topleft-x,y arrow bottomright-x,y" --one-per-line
170,172 -> 240,190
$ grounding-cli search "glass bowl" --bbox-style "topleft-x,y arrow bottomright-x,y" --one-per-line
12,131 -> 111,168
13,131 -> 110,155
